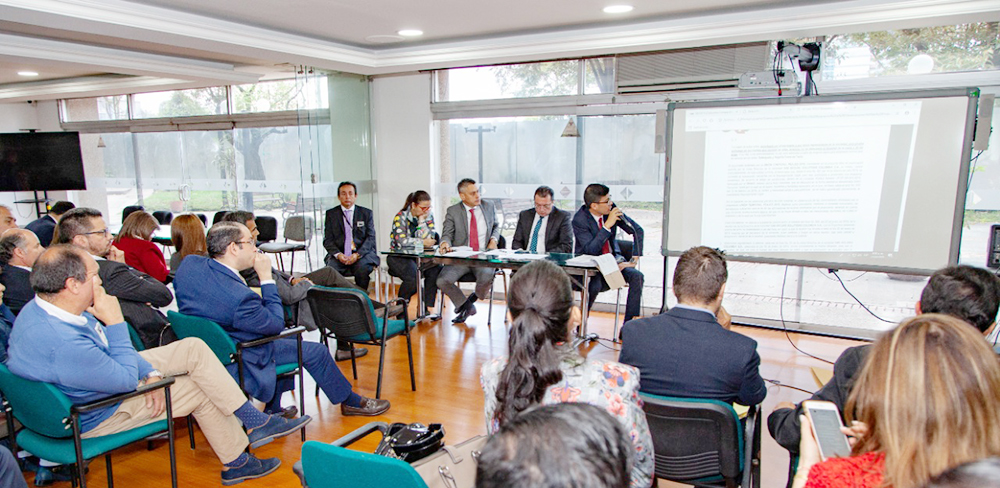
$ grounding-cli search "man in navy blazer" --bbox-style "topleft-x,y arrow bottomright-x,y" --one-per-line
323,181 -> 379,291
24,200 -> 74,247
572,183 -> 645,324
0,229 -> 43,315
175,221 -> 390,417
511,186 -> 573,254
619,246 -> 766,406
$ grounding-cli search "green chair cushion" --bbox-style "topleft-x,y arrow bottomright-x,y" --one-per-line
301,440 -> 428,488
344,319 -> 407,343
276,362 -> 299,376
17,419 -> 169,465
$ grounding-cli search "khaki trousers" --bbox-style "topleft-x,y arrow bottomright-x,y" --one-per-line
82,338 -> 249,464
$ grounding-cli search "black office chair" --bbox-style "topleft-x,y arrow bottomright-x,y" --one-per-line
122,205 -> 144,223
212,211 -> 229,225
641,393 -> 761,488
259,215 -> 312,273
195,213 -> 208,226
306,287 -> 415,400
255,216 -> 278,244
152,211 -> 173,225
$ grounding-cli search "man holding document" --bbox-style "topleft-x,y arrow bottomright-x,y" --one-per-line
572,183 -> 644,324
437,178 -> 500,324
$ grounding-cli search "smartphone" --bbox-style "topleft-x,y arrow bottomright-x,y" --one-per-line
802,400 -> 852,460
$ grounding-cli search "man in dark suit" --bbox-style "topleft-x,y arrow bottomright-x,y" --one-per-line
174,221 -> 389,417
25,200 -> 75,247
511,186 -> 573,254
55,208 -> 176,349
437,178 -> 501,323
323,181 -> 379,291
0,229 -> 44,315
619,246 -> 766,406
767,265 -> 1000,455
572,183 -> 644,324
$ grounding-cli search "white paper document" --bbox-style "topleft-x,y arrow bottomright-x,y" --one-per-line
593,254 -> 626,289
443,249 -> 480,258
564,256 -> 598,267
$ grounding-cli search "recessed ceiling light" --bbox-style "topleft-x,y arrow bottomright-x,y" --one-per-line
17,71 -> 39,77
397,29 -> 423,37
603,5 -> 633,13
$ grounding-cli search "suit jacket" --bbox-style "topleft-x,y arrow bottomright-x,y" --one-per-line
96,259 -> 174,349
511,207 -> 573,253
571,205 -> 644,258
767,345 -> 869,454
323,205 -> 377,266
24,215 -> 56,247
0,304 -> 14,362
440,200 -> 500,248
174,255 -> 285,403
0,264 -> 34,315
618,307 -> 767,406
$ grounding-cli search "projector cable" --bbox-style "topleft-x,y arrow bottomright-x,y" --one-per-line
829,269 -> 894,324
779,266 -> 836,365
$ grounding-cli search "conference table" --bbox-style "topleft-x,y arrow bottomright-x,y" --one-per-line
382,249 -> 602,338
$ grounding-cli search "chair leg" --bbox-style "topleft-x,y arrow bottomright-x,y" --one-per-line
376,344 -> 386,399
298,338 -> 306,442
502,272 -> 509,325
105,454 -> 112,488
613,288 -> 623,342
406,330 -> 416,392
350,345 -> 358,380
487,272 -> 497,326
290,252 -> 295,275
188,415 -> 196,450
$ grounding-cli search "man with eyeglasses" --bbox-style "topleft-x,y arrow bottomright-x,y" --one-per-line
438,178 -> 501,324
511,186 -> 573,255
56,208 -> 175,349
572,183 -> 645,325
174,222 -> 390,417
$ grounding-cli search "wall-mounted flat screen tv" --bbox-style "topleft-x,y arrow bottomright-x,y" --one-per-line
0,132 -> 87,191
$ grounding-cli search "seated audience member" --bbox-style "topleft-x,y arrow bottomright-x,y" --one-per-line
768,265 -> 1000,455
475,403 -> 632,488
174,222 -> 390,416
480,259 -> 653,488
922,458 -> 1000,488
6,245 -> 311,485
0,205 -> 17,236
169,213 -> 208,271
56,208 -> 175,349
511,186 -> 573,254
113,210 -> 170,283
0,446 -> 27,488
222,211 -> 396,361
792,314 -> 1000,488
0,229 -> 44,315
0,271 -> 13,359
24,201 -> 74,247
323,181 -> 379,291
619,246 -> 765,405
572,183 -> 644,324
438,178 -> 501,324
387,190 -> 442,317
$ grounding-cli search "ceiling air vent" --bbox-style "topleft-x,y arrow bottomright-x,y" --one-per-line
616,42 -> 771,94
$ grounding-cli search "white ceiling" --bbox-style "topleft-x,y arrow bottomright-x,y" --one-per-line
0,0 -> 996,102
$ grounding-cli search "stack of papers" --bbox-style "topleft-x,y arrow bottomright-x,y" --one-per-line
564,255 -> 597,267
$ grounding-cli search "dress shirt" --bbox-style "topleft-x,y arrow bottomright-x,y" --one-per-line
673,303 -> 716,317
529,213 -> 549,254
463,203 -> 488,250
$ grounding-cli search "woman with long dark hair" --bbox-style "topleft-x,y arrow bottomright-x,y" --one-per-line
387,190 -> 442,316
480,259 -> 653,488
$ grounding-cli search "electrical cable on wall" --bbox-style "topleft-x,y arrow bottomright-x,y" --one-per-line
780,266 -> 835,365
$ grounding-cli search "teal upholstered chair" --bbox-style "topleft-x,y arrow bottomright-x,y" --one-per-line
166,311 -> 307,441
297,422 -> 428,488
306,287 -> 415,399
641,393 -> 761,488
0,363 -> 177,488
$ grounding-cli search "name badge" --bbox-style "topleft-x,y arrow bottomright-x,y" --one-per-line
357,221 -> 365,229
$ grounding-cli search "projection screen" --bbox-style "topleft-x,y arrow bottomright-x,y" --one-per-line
663,88 -> 980,274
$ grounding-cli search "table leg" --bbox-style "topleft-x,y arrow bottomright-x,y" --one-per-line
580,273 -> 590,337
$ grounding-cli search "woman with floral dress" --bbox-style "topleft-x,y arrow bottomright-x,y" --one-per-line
387,190 -> 442,316
480,259 -> 654,488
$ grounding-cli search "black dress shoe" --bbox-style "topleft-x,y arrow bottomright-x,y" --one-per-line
341,396 -> 390,416
451,301 -> 478,323
335,348 -> 369,361
264,405 -> 299,419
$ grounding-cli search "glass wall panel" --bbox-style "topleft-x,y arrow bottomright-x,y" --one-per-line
132,87 -> 229,119
232,77 -> 329,113
437,60 -> 583,102
62,96 -> 129,122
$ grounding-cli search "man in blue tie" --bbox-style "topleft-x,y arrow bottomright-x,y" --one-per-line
323,182 -> 379,292
511,186 -> 574,254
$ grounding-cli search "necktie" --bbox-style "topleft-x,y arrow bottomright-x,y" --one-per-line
529,217 -> 544,253
599,217 -> 611,255
343,209 -> 354,257
469,209 -> 479,251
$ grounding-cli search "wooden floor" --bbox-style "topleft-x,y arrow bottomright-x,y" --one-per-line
21,298 -> 866,487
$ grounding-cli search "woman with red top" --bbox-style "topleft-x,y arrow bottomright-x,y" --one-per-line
793,314 -> 1000,488
113,210 -> 169,283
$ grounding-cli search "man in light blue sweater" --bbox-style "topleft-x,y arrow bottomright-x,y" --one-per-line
6,245 -> 310,485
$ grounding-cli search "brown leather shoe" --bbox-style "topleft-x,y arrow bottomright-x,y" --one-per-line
335,348 -> 368,361
340,396 -> 390,416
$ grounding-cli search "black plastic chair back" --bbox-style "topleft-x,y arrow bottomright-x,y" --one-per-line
212,211 -> 229,224
152,211 -> 173,225
255,216 -> 278,243
195,213 -> 208,226
122,205 -> 144,222
617,239 -> 634,261
307,287 -> 377,342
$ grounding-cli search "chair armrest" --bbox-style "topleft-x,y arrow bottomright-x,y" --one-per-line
331,421 -> 390,448
237,326 -> 306,350
71,377 -> 176,413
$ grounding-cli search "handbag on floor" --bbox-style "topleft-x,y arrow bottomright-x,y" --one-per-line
410,434 -> 487,488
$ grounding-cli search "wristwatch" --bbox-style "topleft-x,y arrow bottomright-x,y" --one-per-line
144,370 -> 163,381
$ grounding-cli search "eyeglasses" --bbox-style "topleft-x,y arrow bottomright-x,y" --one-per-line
234,240 -> 256,248
417,205 -> 431,212
596,199 -> 611,206
84,229 -> 110,236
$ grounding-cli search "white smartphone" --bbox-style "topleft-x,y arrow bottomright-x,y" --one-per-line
802,400 -> 852,460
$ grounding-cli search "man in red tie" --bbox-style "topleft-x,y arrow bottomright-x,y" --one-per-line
571,183 -> 645,325
438,178 -> 500,324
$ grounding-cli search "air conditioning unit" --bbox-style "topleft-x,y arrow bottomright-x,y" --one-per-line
616,42 -> 771,94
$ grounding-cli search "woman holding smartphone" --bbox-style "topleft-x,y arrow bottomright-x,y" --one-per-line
793,314 -> 1000,488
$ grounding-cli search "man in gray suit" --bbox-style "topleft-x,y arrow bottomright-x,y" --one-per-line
437,178 -> 500,323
